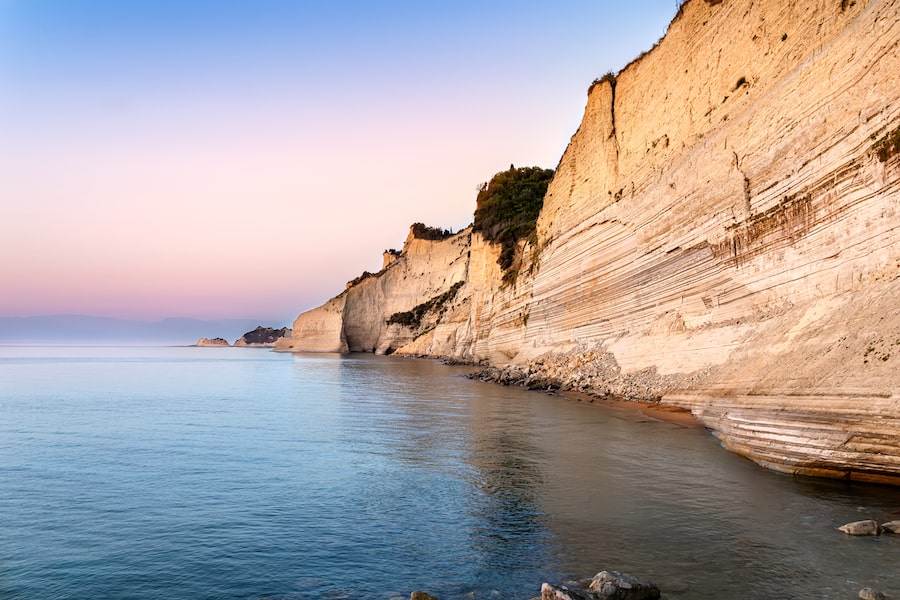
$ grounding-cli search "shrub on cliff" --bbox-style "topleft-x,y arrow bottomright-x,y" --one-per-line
410,223 -> 454,241
387,281 -> 464,329
472,165 -> 554,271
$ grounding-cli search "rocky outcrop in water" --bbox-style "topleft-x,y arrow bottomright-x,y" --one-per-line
859,588 -> 887,600
233,326 -> 291,347
541,572 -> 660,600
278,0 -> 900,484
881,521 -> 900,534
838,519 -> 881,536
195,337 -> 230,347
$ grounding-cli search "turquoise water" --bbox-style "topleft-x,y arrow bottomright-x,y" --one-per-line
1,346 -> 898,600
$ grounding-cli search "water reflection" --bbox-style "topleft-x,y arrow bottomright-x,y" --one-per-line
285,353 -> 900,599
463,393 -> 552,583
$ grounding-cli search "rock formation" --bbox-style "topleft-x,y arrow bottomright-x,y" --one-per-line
881,520 -> 900,534
233,326 -> 291,347
278,0 -> 900,483
540,571 -> 660,600
195,337 -> 230,347
838,519 -> 881,536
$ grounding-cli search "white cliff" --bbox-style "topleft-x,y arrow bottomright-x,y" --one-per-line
279,0 -> 900,484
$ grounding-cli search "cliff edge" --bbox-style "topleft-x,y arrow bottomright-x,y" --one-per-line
278,0 -> 900,484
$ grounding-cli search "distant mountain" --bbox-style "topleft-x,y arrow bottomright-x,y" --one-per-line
0,315 -> 288,345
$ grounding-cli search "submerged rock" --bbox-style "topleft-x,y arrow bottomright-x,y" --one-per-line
410,592 -> 438,600
838,519 -> 880,536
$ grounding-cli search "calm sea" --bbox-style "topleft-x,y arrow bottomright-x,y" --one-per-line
1,346 -> 898,600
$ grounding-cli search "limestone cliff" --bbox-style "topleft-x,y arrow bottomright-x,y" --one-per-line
277,226 -> 472,355
279,0 -> 900,484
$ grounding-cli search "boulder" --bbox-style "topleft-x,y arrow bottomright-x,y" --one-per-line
879,520 -> 900,534
589,571 -> 661,600
541,583 -> 594,600
859,588 -> 887,600
838,519 -> 880,536
410,592 -> 438,600
541,572 -> 660,600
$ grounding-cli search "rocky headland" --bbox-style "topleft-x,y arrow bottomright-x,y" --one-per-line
195,337 -> 231,347
233,326 -> 292,347
277,0 -> 900,484
195,327 -> 291,347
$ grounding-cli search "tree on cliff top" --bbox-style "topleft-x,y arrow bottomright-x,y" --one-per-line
472,165 -> 554,271
410,222 -> 454,241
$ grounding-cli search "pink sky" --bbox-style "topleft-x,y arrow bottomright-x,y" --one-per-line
0,1 -> 676,324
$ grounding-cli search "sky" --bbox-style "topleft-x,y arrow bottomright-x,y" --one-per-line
0,0 -> 677,325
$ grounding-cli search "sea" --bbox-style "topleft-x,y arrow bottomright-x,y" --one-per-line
1,346 -> 898,600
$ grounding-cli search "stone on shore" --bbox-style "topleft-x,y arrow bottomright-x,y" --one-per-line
838,519 -> 880,536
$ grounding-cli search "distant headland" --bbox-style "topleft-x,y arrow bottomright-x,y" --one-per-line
194,326 -> 292,348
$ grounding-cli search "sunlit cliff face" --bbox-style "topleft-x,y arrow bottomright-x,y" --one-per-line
279,0 -> 900,484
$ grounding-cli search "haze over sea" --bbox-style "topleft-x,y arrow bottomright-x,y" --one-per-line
1,346 -> 899,600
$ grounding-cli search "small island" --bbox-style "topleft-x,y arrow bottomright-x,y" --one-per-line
194,337 -> 230,347
233,326 -> 292,347
194,326 -> 292,348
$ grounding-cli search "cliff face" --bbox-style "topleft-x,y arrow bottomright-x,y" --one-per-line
277,228 -> 472,355
279,0 -> 900,483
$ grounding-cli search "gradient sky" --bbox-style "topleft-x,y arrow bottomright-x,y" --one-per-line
0,0 -> 676,324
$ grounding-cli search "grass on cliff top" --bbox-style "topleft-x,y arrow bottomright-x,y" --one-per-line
472,165 -> 554,273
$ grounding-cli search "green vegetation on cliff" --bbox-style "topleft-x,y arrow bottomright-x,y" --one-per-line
472,165 -> 554,274
410,223 -> 454,241
386,282 -> 465,329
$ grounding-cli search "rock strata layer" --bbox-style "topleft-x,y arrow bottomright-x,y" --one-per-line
278,0 -> 900,483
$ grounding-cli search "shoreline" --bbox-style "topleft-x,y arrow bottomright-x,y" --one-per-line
551,389 -> 702,428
